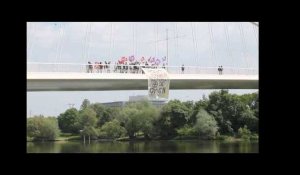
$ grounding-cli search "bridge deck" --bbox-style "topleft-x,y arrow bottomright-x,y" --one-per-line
27,72 -> 258,91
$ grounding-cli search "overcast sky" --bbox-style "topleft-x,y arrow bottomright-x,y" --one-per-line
27,22 -> 258,117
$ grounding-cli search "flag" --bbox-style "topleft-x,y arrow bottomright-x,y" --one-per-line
129,55 -> 135,62
150,57 -> 155,63
155,58 -> 161,65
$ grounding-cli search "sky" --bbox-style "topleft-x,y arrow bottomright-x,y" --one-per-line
27,22 -> 258,117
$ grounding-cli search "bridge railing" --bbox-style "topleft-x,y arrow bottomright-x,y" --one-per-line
27,62 -> 258,75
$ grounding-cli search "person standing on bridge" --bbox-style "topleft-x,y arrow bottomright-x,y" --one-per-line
181,64 -> 185,74
220,66 -> 223,75
87,61 -> 93,73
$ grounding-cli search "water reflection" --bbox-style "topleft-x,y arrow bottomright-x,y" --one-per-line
27,140 -> 258,153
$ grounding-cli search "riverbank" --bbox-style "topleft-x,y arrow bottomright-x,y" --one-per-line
27,133 -> 81,142
27,133 -> 258,142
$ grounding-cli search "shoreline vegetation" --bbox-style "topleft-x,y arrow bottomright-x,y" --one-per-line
27,133 -> 258,142
27,90 -> 259,143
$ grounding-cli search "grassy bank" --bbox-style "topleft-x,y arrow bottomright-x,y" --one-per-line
27,133 -> 81,142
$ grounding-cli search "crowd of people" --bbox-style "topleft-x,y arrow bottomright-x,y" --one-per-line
85,57 -> 224,75
87,61 -> 111,73
86,56 -> 168,74
86,60 -> 168,74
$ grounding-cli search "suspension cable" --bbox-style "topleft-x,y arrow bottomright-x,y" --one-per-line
55,23 -> 62,63
132,22 -> 135,56
252,24 -> 258,44
82,23 -> 89,62
58,23 -> 66,63
109,22 -> 113,61
194,23 -> 199,66
28,22 -> 36,60
156,23 -> 158,57
208,23 -> 217,67
109,22 -> 115,62
135,23 -> 138,57
174,23 -> 179,63
238,23 -> 250,68
191,22 -> 197,66
86,23 -> 92,62
252,23 -> 258,69
224,23 -> 235,68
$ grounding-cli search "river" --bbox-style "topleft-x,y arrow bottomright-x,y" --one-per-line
27,140 -> 258,153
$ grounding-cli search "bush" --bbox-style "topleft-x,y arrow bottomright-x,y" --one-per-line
176,125 -> 196,137
193,109 -> 218,139
99,119 -> 127,139
250,134 -> 259,140
27,116 -> 60,141
80,126 -> 98,139
237,125 -> 251,140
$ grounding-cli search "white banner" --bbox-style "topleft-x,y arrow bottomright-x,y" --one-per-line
142,68 -> 170,99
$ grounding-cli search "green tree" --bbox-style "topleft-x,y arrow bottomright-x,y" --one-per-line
27,116 -> 60,141
80,99 -> 91,110
91,103 -> 115,127
118,105 -> 143,139
182,101 -> 194,110
155,100 -> 190,138
193,109 -> 218,139
238,108 -> 258,133
99,119 -> 127,139
81,126 -> 98,141
139,102 -> 159,139
205,90 -> 257,135
57,108 -> 80,134
79,108 -> 97,128
190,97 -> 209,125
176,124 -> 196,137
237,125 -> 251,140
117,101 -> 158,139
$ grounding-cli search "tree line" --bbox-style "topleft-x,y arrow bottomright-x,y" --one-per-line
27,90 -> 258,141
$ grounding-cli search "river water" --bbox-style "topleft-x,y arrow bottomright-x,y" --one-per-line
27,140 -> 258,153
